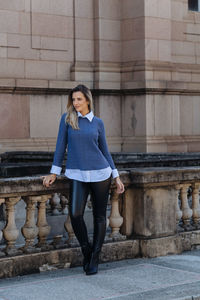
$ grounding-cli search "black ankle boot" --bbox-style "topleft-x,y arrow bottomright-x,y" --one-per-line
81,244 -> 92,272
86,251 -> 100,275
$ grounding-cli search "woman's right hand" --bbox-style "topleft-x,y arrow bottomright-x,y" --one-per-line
42,174 -> 57,188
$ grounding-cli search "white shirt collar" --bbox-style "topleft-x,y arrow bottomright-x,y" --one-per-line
77,111 -> 94,122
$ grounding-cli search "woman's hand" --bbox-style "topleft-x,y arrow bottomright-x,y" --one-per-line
115,177 -> 125,194
42,174 -> 57,188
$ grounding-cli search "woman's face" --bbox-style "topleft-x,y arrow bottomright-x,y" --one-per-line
72,91 -> 89,115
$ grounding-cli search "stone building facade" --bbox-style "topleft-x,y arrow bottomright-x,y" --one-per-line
0,0 -> 200,153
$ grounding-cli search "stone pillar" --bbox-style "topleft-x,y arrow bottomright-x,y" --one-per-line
36,195 -> 51,250
21,196 -> 39,253
180,184 -> 193,231
64,214 -> 78,247
109,189 -> 125,241
3,197 -> 22,255
175,185 -> 184,232
131,186 -> 177,238
60,194 -> 68,215
192,183 -> 200,229
50,193 -> 61,216
120,185 -> 135,237
0,198 -> 5,257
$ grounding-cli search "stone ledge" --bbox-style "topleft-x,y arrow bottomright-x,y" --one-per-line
0,82 -> 200,95
129,166 -> 200,186
0,240 -> 139,278
139,230 -> 200,258
140,236 -> 182,258
1,165 -> 200,196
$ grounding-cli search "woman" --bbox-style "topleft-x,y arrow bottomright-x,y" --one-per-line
43,84 -> 124,275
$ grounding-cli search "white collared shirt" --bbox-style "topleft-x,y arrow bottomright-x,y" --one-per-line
77,111 -> 94,121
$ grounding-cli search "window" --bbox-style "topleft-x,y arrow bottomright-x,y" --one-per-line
188,0 -> 200,11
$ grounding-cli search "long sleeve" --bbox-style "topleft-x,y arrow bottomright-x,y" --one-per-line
98,119 -> 119,179
50,113 -> 68,175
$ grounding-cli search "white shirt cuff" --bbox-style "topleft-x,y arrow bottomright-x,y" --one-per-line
50,165 -> 62,175
111,169 -> 119,179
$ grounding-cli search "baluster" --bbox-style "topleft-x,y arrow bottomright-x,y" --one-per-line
21,196 -> 39,253
109,189 -> 126,241
36,195 -> 51,250
104,193 -> 112,243
180,184 -> 193,231
63,191 -> 78,247
0,198 -> 5,257
64,214 -> 78,247
87,194 -> 92,209
50,193 -> 61,215
50,193 -> 68,249
175,185 -> 184,232
3,197 -> 22,255
60,194 -> 68,215
192,183 -> 200,229
106,193 -> 111,228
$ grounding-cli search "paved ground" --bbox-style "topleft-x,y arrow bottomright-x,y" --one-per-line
1,250 -> 200,300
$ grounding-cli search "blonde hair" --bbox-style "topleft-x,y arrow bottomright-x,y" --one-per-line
66,85 -> 94,129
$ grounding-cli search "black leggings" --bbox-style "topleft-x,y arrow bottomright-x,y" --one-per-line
69,176 -> 111,252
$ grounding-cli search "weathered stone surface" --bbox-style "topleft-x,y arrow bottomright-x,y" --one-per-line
0,240 -> 139,278
0,58 -> 25,78
101,240 -> 139,262
130,186 -> 176,238
0,94 -> 29,139
129,167 -> 200,186
31,0 -> 73,16
145,18 -> 171,40
25,61 -> 57,80
30,95 -> 62,138
121,187 -> 135,237
31,14 -> 73,39
140,235 -> 182,258
0,10 -> 19,33
180,231 -> 200,252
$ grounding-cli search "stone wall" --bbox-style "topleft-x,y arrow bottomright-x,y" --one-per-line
0,0 -> 200,153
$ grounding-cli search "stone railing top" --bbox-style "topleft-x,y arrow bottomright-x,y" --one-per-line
1,166 -> 200,197
127,166 -> 200,186
0,175 -> 69,197
0,173 -> 128,197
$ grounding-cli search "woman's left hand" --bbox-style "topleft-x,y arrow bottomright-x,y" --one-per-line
115,177 -> 125,194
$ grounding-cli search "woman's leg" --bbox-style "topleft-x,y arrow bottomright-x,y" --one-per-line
86,176 -> 111,275
69,179 -> 91,271
69,179 -> 90,245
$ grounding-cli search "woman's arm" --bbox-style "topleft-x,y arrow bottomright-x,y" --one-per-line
50,113 -> 68,175
98,119 -> 118,177
98,119 -> 124,193
43,113 -> 68,187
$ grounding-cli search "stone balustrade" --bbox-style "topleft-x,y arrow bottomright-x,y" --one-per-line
0,167 -> 200,277
0,175 -> 125,257
121,167 -> 200,238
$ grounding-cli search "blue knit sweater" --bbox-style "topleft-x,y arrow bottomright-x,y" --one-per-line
51,112 -> 118,180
